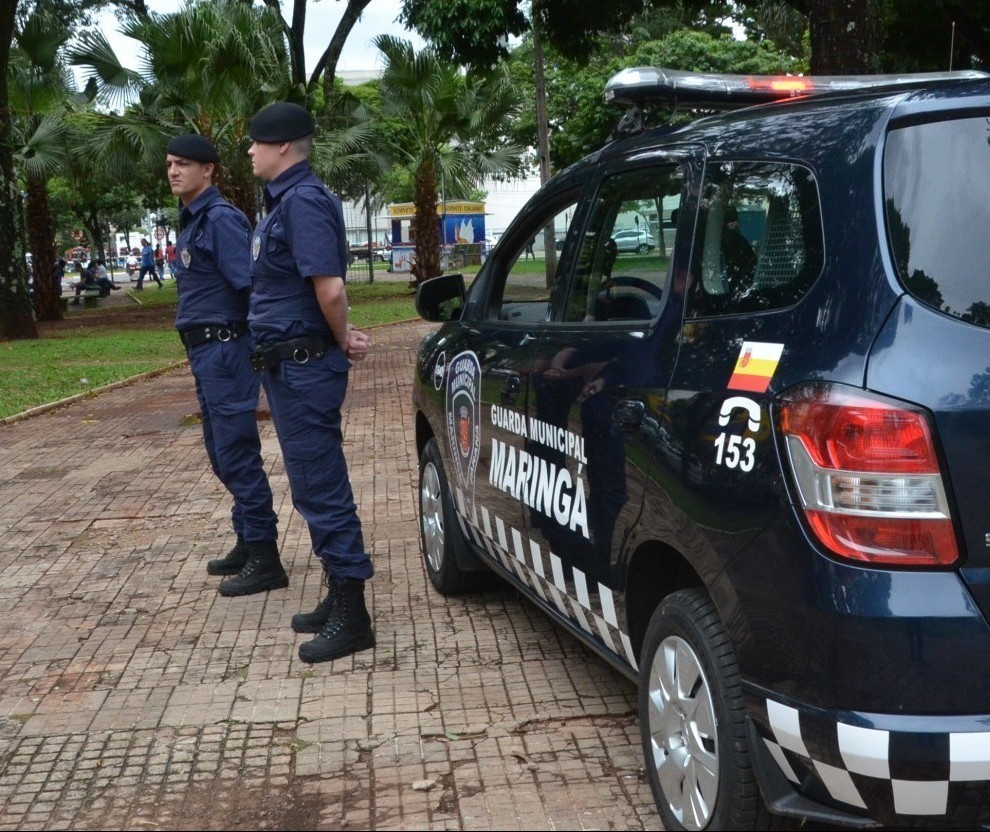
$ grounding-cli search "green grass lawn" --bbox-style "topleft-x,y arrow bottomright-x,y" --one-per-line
0,329 -> 187,420
0,280 -> 422,421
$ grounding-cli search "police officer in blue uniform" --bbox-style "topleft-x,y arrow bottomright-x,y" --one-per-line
166,133 -> 285,596
246,103 -> 374,664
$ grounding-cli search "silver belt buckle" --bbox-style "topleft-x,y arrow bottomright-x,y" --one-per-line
292,347 -> 310,364
217,327 -> 233,342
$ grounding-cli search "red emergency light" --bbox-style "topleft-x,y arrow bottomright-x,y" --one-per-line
604,66 -> 990,110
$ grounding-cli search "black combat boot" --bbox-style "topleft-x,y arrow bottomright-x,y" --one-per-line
298,579 -> 374,663
291,564 -> 335,633
218,539 -> 288,596
206,535 -> 249,576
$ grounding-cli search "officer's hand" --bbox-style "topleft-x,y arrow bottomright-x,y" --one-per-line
347,327 -> 370,361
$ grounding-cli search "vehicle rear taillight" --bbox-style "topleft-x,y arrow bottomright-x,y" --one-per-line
777,384 -> 958,566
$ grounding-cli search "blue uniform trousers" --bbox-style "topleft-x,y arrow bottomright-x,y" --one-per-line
189,338 -> 278,543
260,352 -> 372,581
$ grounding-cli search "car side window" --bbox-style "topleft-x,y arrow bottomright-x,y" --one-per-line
486,196 -> 579,324
687,161 -> 823,318
562,165 -> 682,324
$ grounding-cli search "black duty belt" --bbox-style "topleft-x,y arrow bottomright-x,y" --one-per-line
250,335 -> 333,371
179,322 -> 250,349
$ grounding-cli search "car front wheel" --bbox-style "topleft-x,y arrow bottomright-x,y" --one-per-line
639,588 -> 770,831
419,438 -> 486,594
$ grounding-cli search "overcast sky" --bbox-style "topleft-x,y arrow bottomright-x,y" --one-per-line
94,0 -> 427,74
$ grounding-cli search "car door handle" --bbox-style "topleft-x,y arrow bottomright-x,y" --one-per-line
613,398 -> 646,433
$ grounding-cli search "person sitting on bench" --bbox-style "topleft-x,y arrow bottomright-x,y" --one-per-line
68,261 -> 102,304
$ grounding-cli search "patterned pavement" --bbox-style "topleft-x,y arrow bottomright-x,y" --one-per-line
0,321 -> 658,831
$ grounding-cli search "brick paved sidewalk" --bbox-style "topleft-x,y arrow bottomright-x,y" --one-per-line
0,321 -> 658,831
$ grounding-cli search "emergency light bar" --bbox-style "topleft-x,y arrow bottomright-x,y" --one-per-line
604,66 -> 990,109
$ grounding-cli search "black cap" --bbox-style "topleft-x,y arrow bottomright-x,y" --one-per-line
249,102 -> 316,142
166,134 -> 219,164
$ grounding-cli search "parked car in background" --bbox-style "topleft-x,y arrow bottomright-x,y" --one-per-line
350,240 -> 391,262
611,227 -> 656,252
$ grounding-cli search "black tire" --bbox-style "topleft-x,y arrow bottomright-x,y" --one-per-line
639,588 -> 770,831
637,243 -> 649,253
418,438 -> 486,594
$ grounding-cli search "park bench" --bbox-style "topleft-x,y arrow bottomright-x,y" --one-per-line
59,288 -> 102,312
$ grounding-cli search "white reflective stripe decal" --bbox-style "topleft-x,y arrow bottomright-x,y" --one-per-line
595,615 -> 617,653
950,732 -> 990,780
599,583 -> 618,627
547,584 -> 570,616
620,632 -> 638,671
573,568 -> 590,610
550,553 -> 566,591
813,762 -> 867,810
569,596 -> 593,634
764,738 -> 800,783
891,780 -> 948,816
495,516 -> 509,551
451,496 -> 636,673
511,527 -> 526,562
838,723 -> 890,779
530,540 -> 546,578
767,700 -> 810,757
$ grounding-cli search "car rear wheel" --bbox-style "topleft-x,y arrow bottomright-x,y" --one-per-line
637,243 -> 650,253
419,438 -> 486,594
640,588 -> 770,831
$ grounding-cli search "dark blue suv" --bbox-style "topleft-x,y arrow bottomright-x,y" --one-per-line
412,67 -> 990,830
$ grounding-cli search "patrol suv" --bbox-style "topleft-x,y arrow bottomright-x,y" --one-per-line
412,67 -> 990,830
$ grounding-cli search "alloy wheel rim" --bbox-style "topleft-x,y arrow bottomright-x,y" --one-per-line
421,461 -> 444,572
647,634 -> 719,830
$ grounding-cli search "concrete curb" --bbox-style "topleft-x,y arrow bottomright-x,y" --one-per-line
0,360 -> 189,426
1,318 -> 428,427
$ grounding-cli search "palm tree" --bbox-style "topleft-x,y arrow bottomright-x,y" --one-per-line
374,35 -> 525,284
70,1 -> 294,223
71,1 -> 378,228
9,8 -> 76,322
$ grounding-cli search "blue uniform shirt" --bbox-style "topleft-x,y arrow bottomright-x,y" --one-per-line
248,161 -> 348,344
174,186 -> 253,331
141,243 -> 154,268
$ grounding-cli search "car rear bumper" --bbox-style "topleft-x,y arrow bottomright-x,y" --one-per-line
747,688 -> 990,827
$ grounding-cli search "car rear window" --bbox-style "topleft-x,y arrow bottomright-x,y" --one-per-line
884,116 -> 990,328
686,161 -> 824,318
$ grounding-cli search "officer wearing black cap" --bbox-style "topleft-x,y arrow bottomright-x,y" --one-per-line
166,133 -> 284,596
246,102 -> 374,664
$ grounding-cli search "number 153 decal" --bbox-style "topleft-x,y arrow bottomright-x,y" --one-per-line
714,396 -> 761,472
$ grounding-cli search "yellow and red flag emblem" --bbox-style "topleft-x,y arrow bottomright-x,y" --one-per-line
727,341 -> 784,393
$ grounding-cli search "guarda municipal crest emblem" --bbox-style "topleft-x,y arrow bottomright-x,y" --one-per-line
180,247 -> 191,269
445,350 -> 481,508
252,235 -> 262,261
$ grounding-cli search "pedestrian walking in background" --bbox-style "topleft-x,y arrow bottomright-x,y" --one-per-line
165,241 -> 177,277
136,238 -> 163,290
165,133 -> 283,596
154,244 -> 166,283
247,101 -> 374,664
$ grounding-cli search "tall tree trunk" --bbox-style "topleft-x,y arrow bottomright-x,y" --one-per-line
218,164 -> 257,227
411,157 -> 440,285
807,0 -> 884,74
314,0 -> 373,101
26,174 -> 61,322
0,0 -> 38,340
533,23 -> 558,288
